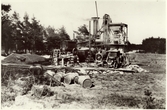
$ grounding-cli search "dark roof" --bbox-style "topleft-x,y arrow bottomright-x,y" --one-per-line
91,17 -> 100,19
96,43 -> 126,47
109,23 -> 128,27
64,40 -> 77,43
77,41 -> 89,44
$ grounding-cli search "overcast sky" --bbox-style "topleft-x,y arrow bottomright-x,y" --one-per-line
2,0 -> 166,44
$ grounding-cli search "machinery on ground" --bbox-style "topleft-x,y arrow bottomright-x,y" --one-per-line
61,40 -> 77,53
86,10 -> 129,68
51,2 -> 130,68
51,14 -> 130,68
95,49 -> 129,68
77,47 -> 95,63
52,40 -> 79,67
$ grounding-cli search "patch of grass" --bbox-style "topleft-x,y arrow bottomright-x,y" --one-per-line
108,93 -> 141,108
1,65 -> 34,108
59,93 -> 83,104
88,93 -> 141,109
1,86 -> 16,106
91,91 -> 165,109
143,89 -> 165,109
31,85 -> 54,98
1,65 -> 31,86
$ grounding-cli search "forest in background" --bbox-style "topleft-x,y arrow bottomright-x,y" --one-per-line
2,4 -> 166,55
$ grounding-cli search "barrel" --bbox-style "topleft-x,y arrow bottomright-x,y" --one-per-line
64,73 -> 79,84
43,70 -> 62,86
44,70 -> 55,77
75,75 -> 92,88
29,65 -> 43,75
74,76 -> 79,84
53,72 -> 64,82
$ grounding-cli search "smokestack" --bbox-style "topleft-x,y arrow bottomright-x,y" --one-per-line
91,17 -> 99,38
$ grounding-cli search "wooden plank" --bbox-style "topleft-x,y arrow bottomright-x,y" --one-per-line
1,63 -> 31,69
1,63 -> 135,73
70,67 -> 135,73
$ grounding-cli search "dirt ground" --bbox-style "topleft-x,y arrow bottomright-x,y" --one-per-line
1,53 -> 166,109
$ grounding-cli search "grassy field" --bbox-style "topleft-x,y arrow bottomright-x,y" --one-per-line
1,53 -> 166,109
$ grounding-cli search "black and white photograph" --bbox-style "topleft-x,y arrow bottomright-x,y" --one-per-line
1,0 -> 166,109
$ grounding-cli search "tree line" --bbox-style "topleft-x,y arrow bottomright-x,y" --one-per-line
127,37 -> 166,54
2,4 -> 70,55
142,37 -> 166,54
